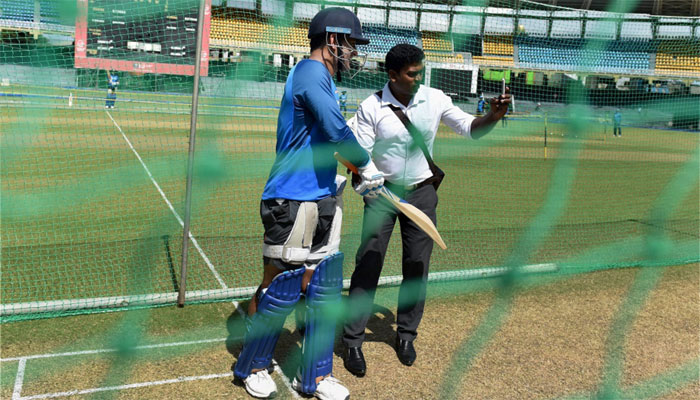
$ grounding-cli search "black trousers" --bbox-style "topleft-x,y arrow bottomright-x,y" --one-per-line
342,183 -> 437,347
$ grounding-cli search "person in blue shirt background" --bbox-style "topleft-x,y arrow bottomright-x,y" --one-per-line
613,108 -> 622,137
477,93 -> 486,115
232,7 -> 383,400
105,70 -> 118,109
339,90 -> 348,117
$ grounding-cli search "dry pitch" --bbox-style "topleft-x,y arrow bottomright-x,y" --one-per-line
1,264 -> 697,399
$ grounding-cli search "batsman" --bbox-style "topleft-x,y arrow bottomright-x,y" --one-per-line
232,8 -> 383,400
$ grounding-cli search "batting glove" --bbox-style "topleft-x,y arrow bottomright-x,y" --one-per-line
354,160 -> 384,198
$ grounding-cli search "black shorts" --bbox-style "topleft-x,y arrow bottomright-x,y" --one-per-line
260,197 -> 337,270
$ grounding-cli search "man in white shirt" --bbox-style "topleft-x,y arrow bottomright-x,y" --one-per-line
342,44 -> 511,377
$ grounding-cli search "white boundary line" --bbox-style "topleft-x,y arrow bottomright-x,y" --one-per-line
105,110 -> 227,289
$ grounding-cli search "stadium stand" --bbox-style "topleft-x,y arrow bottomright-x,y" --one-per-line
358,26 -> 419,57
39,0 -> 60,25
1,0 -> 34,22
453,33 -> 482,56
473,35 -> 515,66
655,41 -> 700,76
516,37 -> 652,73
421,31 -> 463,63
483,35 -> 514,57
422,31 -> 453,52
209,16 -> 308,53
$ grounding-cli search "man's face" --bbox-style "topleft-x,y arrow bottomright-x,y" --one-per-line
337,36 -> 358,71
389,62 -> 424,98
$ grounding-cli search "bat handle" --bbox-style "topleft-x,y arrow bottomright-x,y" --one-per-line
334,152 -> 359,174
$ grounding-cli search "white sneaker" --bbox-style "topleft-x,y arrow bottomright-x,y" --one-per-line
292,375 -> 349,400
243,370 -> 277,399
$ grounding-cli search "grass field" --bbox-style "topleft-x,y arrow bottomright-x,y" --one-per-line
1,264 -> 697,399
1,86 -> 698,319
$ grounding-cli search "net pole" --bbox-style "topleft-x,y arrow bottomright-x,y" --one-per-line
178,0 -> 207,308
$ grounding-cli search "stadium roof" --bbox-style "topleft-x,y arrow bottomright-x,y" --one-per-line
513,0 -> 699,16
423,1 -> 699,17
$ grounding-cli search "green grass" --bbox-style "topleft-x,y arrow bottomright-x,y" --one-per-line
1,89 -> 698,321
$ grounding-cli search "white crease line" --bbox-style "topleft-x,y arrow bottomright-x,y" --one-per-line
12,358 -> 26,400
18,373 -> 232,399
1,338 -> 228,362
105,110 -> 227,289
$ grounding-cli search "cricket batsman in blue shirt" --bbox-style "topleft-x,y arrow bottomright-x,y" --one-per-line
233,7 -> 383,400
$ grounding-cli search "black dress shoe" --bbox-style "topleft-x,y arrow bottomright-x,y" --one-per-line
343,346 -> 366,377
395,337 -> 416,366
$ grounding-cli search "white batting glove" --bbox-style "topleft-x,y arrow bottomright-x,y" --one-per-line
354,160 -> 384,198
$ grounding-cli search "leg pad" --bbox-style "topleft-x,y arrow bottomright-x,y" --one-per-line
299,253 -> 344,394
234,267 -> 304,379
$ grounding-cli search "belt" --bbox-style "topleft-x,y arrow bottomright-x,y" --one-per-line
385,177 -> 435,193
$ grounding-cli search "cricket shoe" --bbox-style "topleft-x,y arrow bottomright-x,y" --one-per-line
242,369 -> 277,399
292,375 -> 349,400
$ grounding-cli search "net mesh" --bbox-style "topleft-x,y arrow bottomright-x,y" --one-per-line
1,0 -> 698,323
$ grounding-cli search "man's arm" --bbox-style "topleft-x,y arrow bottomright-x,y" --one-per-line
470,89 -> 512,139
298,67 -> 371,168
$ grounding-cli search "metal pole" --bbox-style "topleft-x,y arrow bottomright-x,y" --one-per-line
178,0 -> 207,307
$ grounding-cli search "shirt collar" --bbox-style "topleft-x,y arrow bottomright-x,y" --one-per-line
380,83 -> 427,110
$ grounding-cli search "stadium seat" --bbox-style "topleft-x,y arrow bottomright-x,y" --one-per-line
422,31 -> 453,53
483,36 -> 514,57
515,37 -> 652,73
2,0 -> 34,22
357,27 -> 419,56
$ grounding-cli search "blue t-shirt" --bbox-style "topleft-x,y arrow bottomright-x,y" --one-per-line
477,99 -> 486,113
613,112 -> 621,125
262,59 -> 369,201
108,74 -> 119,89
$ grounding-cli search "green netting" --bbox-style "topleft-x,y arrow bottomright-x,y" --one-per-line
1,0 -> 698,323
2,0 -> 699,398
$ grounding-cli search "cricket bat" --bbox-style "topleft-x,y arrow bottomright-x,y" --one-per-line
334,152 -> 447,250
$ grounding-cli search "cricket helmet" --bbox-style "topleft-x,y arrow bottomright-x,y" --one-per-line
308,7 -> 370,45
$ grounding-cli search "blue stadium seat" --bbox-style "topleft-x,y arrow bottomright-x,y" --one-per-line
357,26 -> 419,56
516,37 -> 651,73
39,0 -> 61,24
2,0 -> 34,22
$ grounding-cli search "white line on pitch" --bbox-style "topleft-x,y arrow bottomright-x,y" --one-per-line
18,373 -> 232,399
105,110 -> 227,289
0,337 -> 228,362
12,358 -> 26,400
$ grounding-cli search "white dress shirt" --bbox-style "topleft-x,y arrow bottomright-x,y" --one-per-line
352,83 -> 476,186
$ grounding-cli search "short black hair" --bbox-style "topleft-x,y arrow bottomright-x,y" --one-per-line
384,44 -> 424,74
310,34 -> 325,52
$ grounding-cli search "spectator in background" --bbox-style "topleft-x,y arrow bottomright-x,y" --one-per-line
105,70 -> 119,109
477,94 -> 486,115
340,90 -> 348,117
613,108 -> 622,137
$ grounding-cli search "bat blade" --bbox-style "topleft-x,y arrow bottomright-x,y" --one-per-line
379,188 -> 447,250
334,152 -> 447,250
